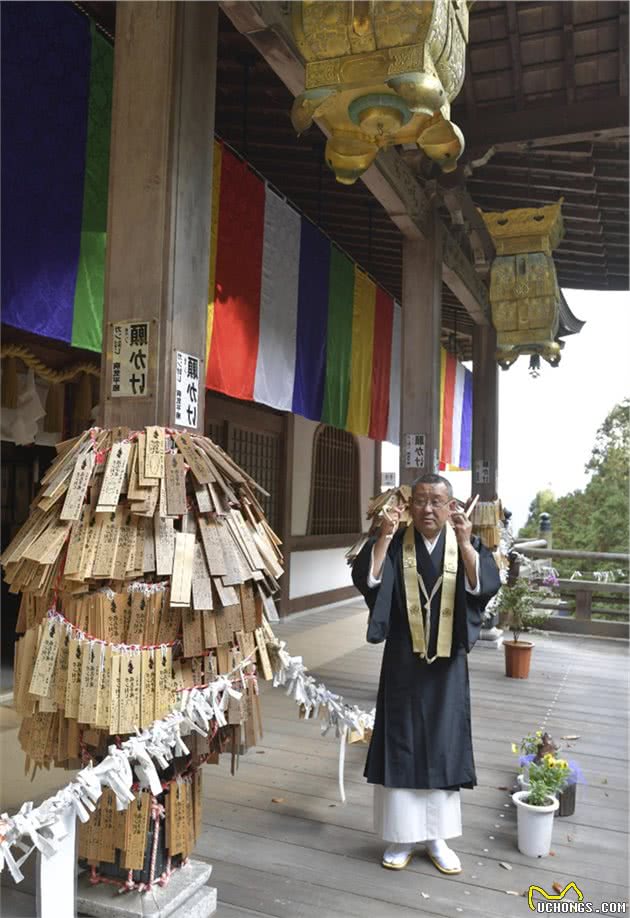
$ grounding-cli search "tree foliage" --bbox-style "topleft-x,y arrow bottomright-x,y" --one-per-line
518,399 -> 629,571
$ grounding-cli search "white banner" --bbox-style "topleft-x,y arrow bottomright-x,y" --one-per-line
253,187 -> 301,411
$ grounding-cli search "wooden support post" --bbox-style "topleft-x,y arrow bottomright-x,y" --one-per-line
100,1 -> 217,430
472,324 -> 499,500
574,589 -> 593,622
399,209 -> 442,486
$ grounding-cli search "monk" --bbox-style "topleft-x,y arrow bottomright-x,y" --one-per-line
352,473 -> 501,873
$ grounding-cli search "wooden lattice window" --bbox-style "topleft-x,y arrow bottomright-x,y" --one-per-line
228,425 -> 281,534
308,425 -> 360,535
206,392 -> 283,534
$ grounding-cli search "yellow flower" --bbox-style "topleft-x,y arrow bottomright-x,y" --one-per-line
536,730 -> 542,737
556,759 -> 569,769
511,743 -> 519,754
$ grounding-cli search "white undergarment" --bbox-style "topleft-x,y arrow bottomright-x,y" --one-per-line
374,785 -> 462,843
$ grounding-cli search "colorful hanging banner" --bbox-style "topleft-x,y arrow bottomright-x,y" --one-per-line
368,287 -> 394,442
205,140 -> 223,374
322,248 -> 355,430
386,305 -> 402,446
439,350 -> 474,471
206,151 -> 265,400
202,146 -> 472,465
346,269 -> 376,437
291,219 -> 331,421
1,4 -> 113,352
253,187 -> 301,412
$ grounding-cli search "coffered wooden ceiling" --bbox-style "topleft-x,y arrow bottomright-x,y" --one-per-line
78,1 -> 629,355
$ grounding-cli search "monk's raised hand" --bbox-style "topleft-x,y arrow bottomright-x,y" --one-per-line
449,510 -> 472,546
378,506 -> 401,541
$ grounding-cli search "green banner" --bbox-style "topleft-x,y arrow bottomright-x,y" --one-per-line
322,246 -> 355,428
71,24 -> 113,352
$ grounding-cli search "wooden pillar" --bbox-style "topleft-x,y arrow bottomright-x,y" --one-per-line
100,1 -> 217,430
399,210 -> 443,486
472,324 -> 499,500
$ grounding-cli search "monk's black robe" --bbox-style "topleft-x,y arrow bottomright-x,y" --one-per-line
352,527 -> 500,790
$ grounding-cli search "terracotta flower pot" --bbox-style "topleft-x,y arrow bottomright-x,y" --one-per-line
504,640 -> 534,678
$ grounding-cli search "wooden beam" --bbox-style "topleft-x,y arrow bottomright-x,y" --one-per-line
220,0 -> 490,324
101,1 -> 217,429
505,3 -> 524,108
459,98 -> 629,153
563,3 -> 576,106
621,9 -> 629,98
366,150 -> 490,322
437,166 -> 496,275
441,229 -> 490,325
400,211 -> 443,485
472,325 -> 499,502
468,172 -> 601,196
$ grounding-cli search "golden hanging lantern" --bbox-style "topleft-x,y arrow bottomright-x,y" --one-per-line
482,200 -> 566,372
290,0 -> 469,184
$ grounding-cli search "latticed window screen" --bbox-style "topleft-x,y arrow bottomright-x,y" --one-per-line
308,425 -> 360,535
228,426 -> 281,534
206,421 -> 225,450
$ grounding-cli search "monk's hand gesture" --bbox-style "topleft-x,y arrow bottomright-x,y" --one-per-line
449,510 -> 472,547
378,505 -> 401,542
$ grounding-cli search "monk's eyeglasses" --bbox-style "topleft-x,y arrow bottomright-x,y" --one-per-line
412,498 -> 450,509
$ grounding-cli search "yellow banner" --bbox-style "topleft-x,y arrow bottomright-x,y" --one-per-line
346,268 -> 376,436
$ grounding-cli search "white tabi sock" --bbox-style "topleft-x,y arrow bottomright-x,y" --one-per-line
425,838 -> 462,872
382,842 -> 415,866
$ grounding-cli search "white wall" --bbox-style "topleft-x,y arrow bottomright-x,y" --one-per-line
289,547 -> 354,599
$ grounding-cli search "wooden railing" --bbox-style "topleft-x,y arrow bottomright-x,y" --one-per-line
514,545 -> 629,640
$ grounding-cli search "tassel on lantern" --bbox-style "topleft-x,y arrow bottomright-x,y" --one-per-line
44,382 -> 65,433
1,356 -> 20,409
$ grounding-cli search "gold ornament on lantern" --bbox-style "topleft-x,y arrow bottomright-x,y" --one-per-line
482,200 -> 565,371
290,0 -> 469,184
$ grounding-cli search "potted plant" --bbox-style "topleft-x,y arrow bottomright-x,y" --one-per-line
512,728 -> 544,785
512,753 -> 570,856
512,731 -> 585,817
495,578 -> 549,678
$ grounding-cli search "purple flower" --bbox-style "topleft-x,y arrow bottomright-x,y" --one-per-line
543,573 -> 560,587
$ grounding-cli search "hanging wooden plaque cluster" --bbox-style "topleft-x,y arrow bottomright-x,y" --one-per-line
2,426 -> 282,887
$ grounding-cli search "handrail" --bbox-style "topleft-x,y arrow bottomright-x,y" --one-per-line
557,579 -> 629,594
516,546 -> 630,563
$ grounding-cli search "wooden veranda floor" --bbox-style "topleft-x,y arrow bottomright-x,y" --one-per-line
201,602 -> 629,918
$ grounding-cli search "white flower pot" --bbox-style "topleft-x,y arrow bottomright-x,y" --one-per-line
512,790 -> 559,857
517,773 -> 530,791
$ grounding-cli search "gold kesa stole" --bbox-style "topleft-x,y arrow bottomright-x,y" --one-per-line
402,522 -> 458,662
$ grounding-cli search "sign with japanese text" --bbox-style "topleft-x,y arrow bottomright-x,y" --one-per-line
475,459 -> 490,484
404,433 -> 425,469
175,352 -> 200,429
111,321 -> 150,398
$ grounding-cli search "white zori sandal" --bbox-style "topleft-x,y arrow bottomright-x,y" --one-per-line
425,838 -> 462,875
382,843 -> 415,870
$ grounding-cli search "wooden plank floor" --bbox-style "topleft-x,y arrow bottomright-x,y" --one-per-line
200,601 -> 629,918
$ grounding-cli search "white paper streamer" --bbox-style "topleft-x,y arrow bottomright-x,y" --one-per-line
1,634 -> 375,882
